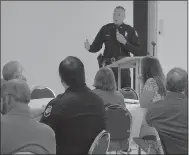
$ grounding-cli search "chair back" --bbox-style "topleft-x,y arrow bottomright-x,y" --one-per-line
133,127 -> 165,154
31,86 -> 55,99
88,130 -> 110,154
11,144 -> 49,154
105,104 -> 132,141
14,152 -> 35,155
62,113 -> 106,154
120,87 -> 139,100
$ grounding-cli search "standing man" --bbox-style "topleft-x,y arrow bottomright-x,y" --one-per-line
84,6 -> 140,88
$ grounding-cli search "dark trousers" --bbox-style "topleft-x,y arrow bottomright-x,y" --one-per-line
111,67 -> 131,89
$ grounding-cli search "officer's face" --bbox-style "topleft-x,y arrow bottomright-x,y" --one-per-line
113,8 -> 125,25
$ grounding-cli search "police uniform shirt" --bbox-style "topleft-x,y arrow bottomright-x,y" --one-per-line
40,83 -> 106,154
89,23 -> 140,58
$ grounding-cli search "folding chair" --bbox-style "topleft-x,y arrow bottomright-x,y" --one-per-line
31,86 -> 56,99
11,144 -> 49,154
62,113 -> 106,154
105,104 -> 132,154
88,130 -> 110,154
120,87 -> 139,100
133,127 -> 164,154
14,152 -> 35,154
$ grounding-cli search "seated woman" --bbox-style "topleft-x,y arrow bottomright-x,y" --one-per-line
93,67 -> 125,108
138,56 -> 167,153
139,56 -> 166,108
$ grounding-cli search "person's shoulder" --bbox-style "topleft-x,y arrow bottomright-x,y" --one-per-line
144,78 -> 157,89
146,78 -> 156,84
0,115 -> 8,125
122,23 -> 134,30
147,99 -> 165,112
38,122 -> 55,133
92,88 -> 104,94
104,23 -> 114,28
115,90 -> 124,98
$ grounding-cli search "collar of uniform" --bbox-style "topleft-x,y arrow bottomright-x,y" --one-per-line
7,104 -> 32,118
65,83 -> 87,92
166,91 -> 187,100
113,22 -> 125,28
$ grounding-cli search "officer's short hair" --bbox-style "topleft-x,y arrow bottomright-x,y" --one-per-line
1,79 -> 31,104
59,56 -> 85,87
93,67 -> 116,91
115,6 -> 125,12
166,67 -> 188,93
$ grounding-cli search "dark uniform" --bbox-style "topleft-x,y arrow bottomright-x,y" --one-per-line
89,23 -> 140,88
40,84 -> 106,154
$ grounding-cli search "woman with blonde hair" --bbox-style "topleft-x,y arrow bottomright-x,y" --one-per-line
93,67 -> 125,108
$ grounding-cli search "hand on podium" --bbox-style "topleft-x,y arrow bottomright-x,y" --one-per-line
84,39 -> 90,51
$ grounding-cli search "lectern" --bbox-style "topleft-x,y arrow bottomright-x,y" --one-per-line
108,57 -> 143,96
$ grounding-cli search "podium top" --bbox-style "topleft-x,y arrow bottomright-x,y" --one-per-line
107,56 -> 143,68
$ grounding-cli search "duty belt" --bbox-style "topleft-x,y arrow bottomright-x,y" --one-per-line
102,56 -> 125,67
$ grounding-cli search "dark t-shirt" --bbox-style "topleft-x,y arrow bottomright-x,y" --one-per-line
40,84 -> 106,154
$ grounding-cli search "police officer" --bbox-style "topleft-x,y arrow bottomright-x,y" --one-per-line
40,56 -> 106,154
84,6 -> 140,88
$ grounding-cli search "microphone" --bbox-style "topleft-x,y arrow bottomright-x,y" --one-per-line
151,41 -> 156,56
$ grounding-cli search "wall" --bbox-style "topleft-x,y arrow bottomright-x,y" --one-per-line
156,1 -> 187,74
1,1 -> 133,95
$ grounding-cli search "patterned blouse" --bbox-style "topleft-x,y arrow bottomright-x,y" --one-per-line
143,78 -> 163,103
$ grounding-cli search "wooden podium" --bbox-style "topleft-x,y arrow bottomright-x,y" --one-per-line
108,56 -> 143,96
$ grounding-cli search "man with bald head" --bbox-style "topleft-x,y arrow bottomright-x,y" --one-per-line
2,61 -> 26,81
146,67 -> 188,154
1,79 -> 56,154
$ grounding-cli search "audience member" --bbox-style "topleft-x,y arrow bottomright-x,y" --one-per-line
93,67 -> 125,108
2,61 -> 27,81
1,79 -> 56,154
40,56 -> 106,154
146,67 -> 188,154
139,56 -> 166,108
139,56 -> 167,138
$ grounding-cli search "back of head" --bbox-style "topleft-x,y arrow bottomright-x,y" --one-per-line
93,67 -> 116,91
141,56 -> 166,96
1,79 -> 31,104
2,61 -> 26,81
59,56 -> 85,87
166,67 -> 188,93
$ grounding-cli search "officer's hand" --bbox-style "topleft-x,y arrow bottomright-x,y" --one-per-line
116,32 -> 127,45
84,39 -> 90,51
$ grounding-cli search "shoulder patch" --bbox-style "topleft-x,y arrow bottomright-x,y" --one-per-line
43,105 -> 52,117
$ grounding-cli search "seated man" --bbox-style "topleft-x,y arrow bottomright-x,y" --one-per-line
146,67 -> 188,154
2,61 -> 27,81
40,56 -> 106,154
1,79 -> 56,154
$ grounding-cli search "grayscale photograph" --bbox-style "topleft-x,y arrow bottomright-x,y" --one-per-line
1,1 -> 188,155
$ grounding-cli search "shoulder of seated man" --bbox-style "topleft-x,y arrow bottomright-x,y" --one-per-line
147,99 -> 165,111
